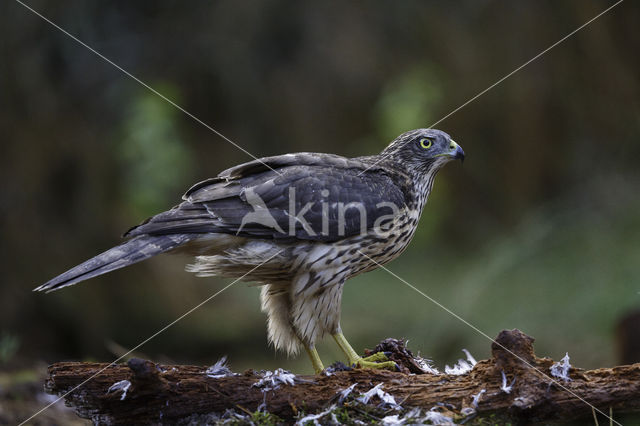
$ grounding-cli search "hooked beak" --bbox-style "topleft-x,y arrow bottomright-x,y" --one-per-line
449,140 -> 465,163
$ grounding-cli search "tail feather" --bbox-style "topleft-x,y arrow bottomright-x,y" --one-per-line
35,234 -> 194,293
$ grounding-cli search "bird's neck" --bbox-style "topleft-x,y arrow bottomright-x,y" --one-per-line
357,154 -> 443,212
414,167 -> 439,211
379,158 -> 440,212
408,160 -> 448,213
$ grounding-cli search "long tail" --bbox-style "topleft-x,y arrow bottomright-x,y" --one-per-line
35,234 -> 194,293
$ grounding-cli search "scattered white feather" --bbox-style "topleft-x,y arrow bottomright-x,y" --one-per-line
444,359 -> 473,375
357,383 -> 400,409
415,354 -> 440,375
382,408 -> 453,425
423,408 -> 454,425
460,406 -> 476,416
550,353 -> 572,382
462,349 -> 477,366
107,380 -> 131,401
295,405 -> 336,425
471,388 -> 486,408
252,368 -> 296,391
445,349 -> 477,375
404,408 -> 423,419
381,414 -> 404,425
383,408 -> 451,425
501,370 -> 515,394
357,383 -> 382,403
338,383 -> 357,403
205,356 -> 238,378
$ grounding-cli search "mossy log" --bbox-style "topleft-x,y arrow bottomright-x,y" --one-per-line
44,329 -> 640,424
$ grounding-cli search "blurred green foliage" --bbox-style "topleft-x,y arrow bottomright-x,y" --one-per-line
0,333 -> 20,365
0,0 -> 639,387
374,65 -> 442,142
118,87 -> 193,218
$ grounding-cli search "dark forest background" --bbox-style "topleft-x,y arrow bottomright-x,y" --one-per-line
1,2 -> 639,420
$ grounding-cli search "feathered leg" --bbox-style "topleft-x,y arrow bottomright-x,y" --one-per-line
260,285 -> 301,356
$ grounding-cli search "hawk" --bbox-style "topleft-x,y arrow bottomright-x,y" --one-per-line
36,128 -> 464,373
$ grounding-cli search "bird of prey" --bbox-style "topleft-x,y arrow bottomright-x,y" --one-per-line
36,128 -> 464,373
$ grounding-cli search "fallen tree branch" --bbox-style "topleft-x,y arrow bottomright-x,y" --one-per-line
45,329 -> 640,424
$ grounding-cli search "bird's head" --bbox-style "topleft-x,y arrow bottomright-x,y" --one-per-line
380,128 -> 464,178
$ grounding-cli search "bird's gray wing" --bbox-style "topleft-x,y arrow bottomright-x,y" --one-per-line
181,152 -> 369,196
126,153 -> 408,242
37,154 -> 405,291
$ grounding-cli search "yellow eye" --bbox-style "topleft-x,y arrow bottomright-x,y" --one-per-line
420,138 -> 433,149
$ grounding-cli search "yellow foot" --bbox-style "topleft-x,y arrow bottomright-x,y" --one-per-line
361,351 -> 389,363
332,332 -> 398,371
354,351 -> 397,370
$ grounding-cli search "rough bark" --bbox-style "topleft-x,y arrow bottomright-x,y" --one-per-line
44,329 -> 640,424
